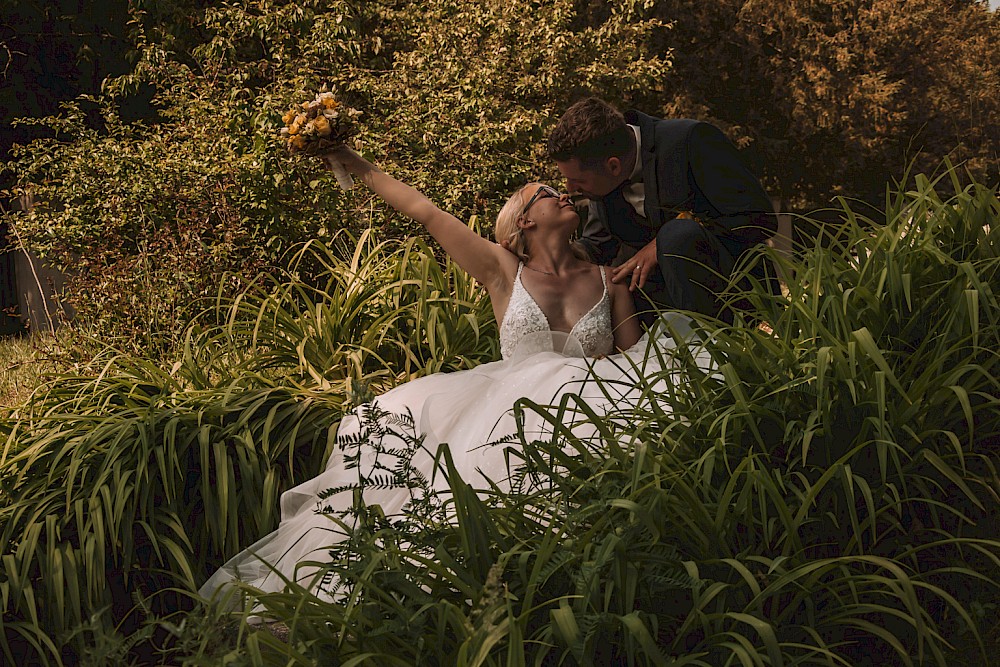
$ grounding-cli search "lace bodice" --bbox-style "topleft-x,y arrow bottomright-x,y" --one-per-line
499,263 -> 614,360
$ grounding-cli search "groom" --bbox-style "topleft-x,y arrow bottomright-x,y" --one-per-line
548,97 -> 778,325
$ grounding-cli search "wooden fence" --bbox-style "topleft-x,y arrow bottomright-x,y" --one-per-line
1,195 -> 73,335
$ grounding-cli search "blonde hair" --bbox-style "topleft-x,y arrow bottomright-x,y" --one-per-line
494,184 -> 589,263
494,187 -> 531,262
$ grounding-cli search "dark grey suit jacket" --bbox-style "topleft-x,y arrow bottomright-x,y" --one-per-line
577,111 -> 776,266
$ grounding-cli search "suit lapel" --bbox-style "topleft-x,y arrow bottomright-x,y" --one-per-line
629,112 -> 697,220
639,130 -> 662,228
630,111 -> 665,228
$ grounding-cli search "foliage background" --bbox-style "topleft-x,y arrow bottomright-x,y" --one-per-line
1,0 -> 999,345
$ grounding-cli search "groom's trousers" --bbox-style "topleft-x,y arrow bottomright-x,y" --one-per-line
632,217 -> 779,327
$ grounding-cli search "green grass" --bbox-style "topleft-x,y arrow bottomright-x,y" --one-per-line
0,334 -> 62,408
0,167 -> 998,666
0,328 -> 115,410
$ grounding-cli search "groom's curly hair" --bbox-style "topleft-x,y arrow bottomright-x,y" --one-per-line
547,97 -> 632,169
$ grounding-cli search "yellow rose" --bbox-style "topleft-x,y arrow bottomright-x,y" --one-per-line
313,114 -> 331,137
282,109 -> 296,125
290,135 -> 307,151
288,119 -> 302,135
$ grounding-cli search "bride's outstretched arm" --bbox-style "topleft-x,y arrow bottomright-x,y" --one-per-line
322,148 -> 509,287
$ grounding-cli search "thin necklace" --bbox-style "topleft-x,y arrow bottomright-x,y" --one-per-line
524,264 -> 556,276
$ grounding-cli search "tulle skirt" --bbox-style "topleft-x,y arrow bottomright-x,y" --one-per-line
199,313 -> 706,601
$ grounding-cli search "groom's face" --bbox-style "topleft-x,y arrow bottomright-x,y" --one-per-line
555,157 -> 622,199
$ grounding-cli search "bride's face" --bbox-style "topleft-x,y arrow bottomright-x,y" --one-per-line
520,184 -> 578,231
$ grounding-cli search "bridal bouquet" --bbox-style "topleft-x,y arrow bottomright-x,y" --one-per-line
280,91 -> 362,189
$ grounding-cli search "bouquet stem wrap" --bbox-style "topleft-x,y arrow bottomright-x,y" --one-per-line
329,161 -> 354,190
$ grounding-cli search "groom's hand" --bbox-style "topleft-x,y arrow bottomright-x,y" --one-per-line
610,240 -> 658,292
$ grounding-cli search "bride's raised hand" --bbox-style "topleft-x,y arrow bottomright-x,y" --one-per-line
320,146 -> 363,190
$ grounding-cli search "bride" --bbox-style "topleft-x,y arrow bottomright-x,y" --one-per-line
199,147 -> 697,601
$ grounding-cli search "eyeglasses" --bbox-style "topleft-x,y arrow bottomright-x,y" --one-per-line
520,185 -> 561,216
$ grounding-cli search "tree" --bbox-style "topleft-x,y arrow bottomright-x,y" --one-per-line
642,0 -> 1000,209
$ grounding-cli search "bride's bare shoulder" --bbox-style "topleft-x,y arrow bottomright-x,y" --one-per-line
604,270 -> 630,300
497,247 -> 521,269
487,246 -> 522,293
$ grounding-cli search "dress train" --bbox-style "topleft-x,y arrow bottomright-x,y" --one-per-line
199,313 -> 707,600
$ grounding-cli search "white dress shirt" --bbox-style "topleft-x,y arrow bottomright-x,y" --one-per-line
622,124 -> 646,219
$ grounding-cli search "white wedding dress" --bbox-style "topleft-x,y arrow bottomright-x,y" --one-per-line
199,263 -> 703,600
